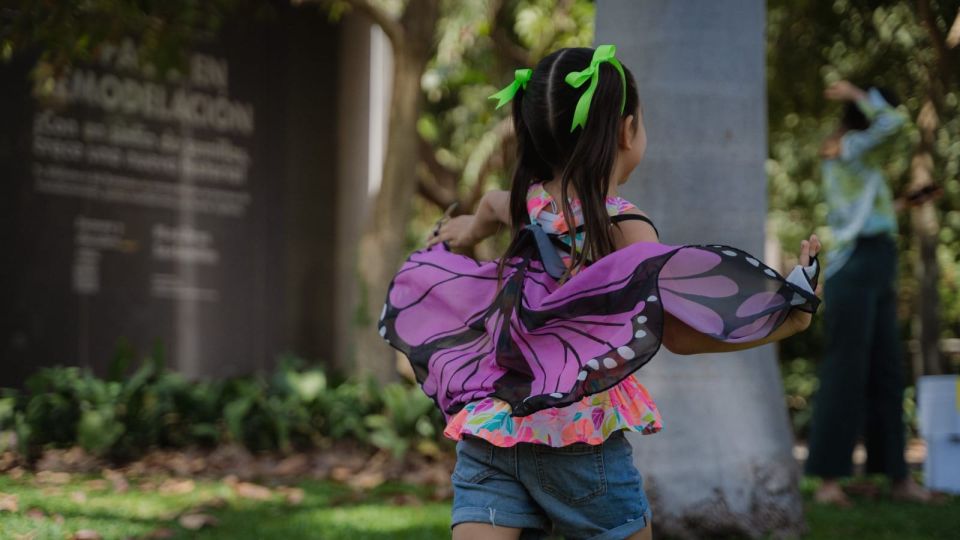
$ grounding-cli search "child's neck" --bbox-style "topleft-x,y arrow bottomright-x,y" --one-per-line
542,177 -> 620,202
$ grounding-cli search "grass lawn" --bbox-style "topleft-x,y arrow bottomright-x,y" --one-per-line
0,474 -> 449,539
0,472 -> 957,539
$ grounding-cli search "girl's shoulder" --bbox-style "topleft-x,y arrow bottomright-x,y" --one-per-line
610,205 -> 659,246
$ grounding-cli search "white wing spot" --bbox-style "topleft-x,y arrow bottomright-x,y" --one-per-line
378,326 -> 386,337
764,268 -> 778,278
637,315 -> 648,324
587,359 -> 600,370
722,250 -> 738,257
617,346 -> 636,360
603,357 -> 618,369
549,392 -> 563,399
635,330 -> 647,339
577,370 -> 588,381
380,304 -> 387,320
746,257 -> 760,267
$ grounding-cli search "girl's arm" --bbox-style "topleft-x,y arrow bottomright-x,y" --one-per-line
427,190 -> 510,249
612,209 -> 820,355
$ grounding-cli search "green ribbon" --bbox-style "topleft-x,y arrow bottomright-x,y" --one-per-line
564,44 -> 627,132
488,68 -> 533,109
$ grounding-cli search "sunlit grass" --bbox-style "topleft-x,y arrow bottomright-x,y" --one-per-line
0,472 -> 957,539
0,474 -> 449,540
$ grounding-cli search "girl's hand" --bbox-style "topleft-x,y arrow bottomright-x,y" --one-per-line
785,234 -> 823,333
427,215 -> 479,249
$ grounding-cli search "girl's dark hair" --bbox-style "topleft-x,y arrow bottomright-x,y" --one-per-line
499,47 -> 640,279
842,86 -> 900,131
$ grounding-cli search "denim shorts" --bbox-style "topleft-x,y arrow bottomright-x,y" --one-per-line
451,431 -> 651,540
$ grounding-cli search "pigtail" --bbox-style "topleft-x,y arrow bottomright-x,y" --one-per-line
560,60 -> 633,274
496,88 -> 552,284
494,46 -> 639,282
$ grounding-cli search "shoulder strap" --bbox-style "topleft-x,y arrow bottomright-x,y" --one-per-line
610,214 -> 659,238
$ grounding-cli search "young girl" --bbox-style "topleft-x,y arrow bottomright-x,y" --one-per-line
380,45 -> 821,540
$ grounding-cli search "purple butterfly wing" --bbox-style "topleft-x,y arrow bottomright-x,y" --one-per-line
380,241 -> 819,418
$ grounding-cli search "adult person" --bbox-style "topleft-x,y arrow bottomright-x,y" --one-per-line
806,80 -> 934,506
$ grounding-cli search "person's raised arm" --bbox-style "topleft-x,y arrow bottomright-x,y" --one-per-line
825,81 -> 907,161
427,190 -> 510,249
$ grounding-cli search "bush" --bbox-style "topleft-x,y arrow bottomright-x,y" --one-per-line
0,353 -> 447,461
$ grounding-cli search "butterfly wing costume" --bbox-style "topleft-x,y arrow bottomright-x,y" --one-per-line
380,224 -> 819,419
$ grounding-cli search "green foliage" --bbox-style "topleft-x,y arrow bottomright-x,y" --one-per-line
364,382 -> 442,458
768,0 -> 960,367
0,353 -> 445,460
411,0 -> 595,252
0,0 -> 273,73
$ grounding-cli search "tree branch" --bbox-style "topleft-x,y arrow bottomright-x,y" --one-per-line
947,8 -> 960,49
489,0 -> 532,67
462,117 -> 514,209
418,134 -> 458,190
307,0 -> 404,47
917,0 -> 957,88
417,165 -> 457,209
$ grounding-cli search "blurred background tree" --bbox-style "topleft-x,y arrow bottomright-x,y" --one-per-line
768,0 -> 960,389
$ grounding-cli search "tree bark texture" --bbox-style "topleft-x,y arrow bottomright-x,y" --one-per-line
597,1 -> 804,537
351,0 -> 440,378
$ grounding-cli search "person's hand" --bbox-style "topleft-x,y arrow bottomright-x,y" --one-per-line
824,80 -> 867,102
426,215 -> 479,249
785,234 -> 823,333
819,135 -> 842,159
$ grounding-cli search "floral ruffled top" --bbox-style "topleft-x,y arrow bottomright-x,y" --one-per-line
443,183 -> 664,447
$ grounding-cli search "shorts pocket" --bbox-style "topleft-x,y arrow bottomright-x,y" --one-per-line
453,437 -> 498,484
533,443 -> 606,505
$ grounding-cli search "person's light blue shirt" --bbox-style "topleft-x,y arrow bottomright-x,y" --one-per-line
822,88 -> 907,279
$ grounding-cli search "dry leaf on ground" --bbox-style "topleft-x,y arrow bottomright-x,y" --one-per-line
35,471 -> 71,485
102,469 -> 129,493
179,513 -> 219,530
158,478 -> 196,495
83,479 -> 108,491
0,493 -> 19,512
70,530 -> 102,540
277,486 -> 305,505
142,527 -> 176,539
233,482 -> 272,500
272,455 -> 309,476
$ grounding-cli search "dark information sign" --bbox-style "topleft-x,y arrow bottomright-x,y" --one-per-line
1,11 -> 340,385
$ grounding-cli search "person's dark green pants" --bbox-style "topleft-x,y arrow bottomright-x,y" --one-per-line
805,234 -> 908,481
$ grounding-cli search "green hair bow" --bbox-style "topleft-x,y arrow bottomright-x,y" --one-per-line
564,44 -> 627,132
488,68 -> 533,109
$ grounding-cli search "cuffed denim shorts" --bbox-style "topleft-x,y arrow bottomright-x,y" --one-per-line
451,431 -> 651,540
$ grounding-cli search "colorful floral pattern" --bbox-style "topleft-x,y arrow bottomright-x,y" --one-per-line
526,183 -> 636,268
444,184 -> 661,447
444,374 -> 662,447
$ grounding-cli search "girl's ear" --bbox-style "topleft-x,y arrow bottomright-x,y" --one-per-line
619,115 -> 636,149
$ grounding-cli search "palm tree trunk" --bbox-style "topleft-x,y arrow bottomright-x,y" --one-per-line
597,1 -> 804,536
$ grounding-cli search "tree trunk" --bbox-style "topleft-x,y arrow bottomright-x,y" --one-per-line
598,1 -> 804,537
352,0 -> 439,379
909,100 -> 943,377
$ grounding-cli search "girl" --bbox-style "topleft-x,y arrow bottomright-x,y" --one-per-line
380,45 -> 821,540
